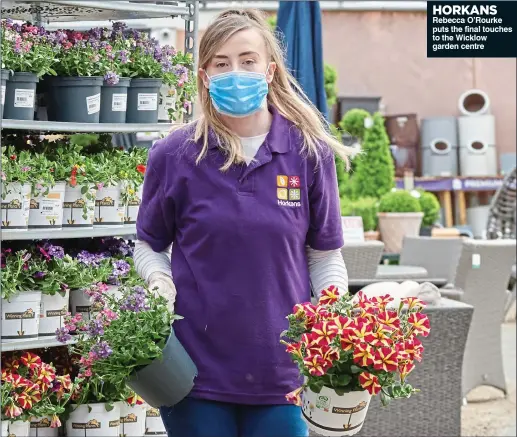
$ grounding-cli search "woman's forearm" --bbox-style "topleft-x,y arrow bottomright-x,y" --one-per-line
133,239 -> 172,283
306,247 -> 348,298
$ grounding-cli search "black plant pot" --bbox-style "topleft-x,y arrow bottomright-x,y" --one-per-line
419,226 -> 433,236
127,328 -> 197,408
100,77 -> 131,123
4,71 -> 39,120
1,69 -> 10,118
126,78 -> 162,123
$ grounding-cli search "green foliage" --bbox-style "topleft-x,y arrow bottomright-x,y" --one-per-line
266,15 -> 277,29
350,112 -> 395,199
324,64 -> 338,109
378,190 -> 422,214
330,125 -> 351,199
341,197 -> 379,231
417,190 -> 441,227
339,109 -> 370,140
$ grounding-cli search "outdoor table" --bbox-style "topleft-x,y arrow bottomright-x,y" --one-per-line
348,276 -> 448,288
375,264 -> 428,280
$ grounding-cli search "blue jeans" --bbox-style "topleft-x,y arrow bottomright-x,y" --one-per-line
160,397 -> 308,437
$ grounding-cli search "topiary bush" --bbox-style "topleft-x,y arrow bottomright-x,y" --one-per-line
341,197 -> 379,231
417,190 -> 441,226
351,112 -> 395,199
339,108 -> 370,140
378,190 -> 422,214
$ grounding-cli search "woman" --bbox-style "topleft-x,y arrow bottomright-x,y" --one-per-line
134,9 -> 352,437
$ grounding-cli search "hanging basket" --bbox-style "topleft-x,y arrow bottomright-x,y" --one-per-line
302,386 -> 371,437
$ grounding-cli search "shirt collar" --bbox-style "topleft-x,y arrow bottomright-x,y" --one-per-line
206,106 -> 293,154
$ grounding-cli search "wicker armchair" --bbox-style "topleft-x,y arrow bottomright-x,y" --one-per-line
486,167 -> 516,240
440,239 -> 516,397
341,241 -> 384,281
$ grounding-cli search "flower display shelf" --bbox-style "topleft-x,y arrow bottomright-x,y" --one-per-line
0,0 -> 190,22
1,337 -> 75,352
2,224 -> 137,241
1,119 -> 176,134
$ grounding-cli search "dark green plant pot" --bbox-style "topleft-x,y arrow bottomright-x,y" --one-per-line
4,72 -> 39,120
420,226 -> 433,236
1,69 -> 10,118
126,328 -> 197,408
49,76 -> 103,123
100,77 -> 131,124
126,78 -> 162,123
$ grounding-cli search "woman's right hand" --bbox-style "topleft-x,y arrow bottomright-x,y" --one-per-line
149,272 -> 177,313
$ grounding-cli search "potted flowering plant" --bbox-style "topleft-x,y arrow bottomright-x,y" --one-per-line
120,393 -> 147,437
1,20 -> 57,120
1,146 -> 32,229
57,283 -> 197,409
119,147 -> 148,224
281,286 -> 430,436
2,352 -> 76,437
162,52 -> 196,122
1,249 -> 42,342
49,29 -> 106,122
52,145 -> 97,228
89,151 -> 124,227
28,152 -> 65,230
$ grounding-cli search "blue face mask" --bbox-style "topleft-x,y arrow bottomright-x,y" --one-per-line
207,68 -> 269,118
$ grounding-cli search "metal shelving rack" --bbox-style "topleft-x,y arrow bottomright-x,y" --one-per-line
0,0 -> 199,351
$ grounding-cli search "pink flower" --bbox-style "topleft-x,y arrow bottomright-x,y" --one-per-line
1,172 -> 6,181
84,369 -> 92,377
96,183 -> 104,190
21,166 -> 31,172
35,183 -> 43,190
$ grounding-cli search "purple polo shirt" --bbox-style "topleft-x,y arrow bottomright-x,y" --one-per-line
136,107 -> 344,405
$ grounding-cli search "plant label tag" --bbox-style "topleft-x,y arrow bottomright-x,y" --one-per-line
1,85 -> 5,105
40,198 -> 62,219
138,93 -> 158,111
14,89 -> 35,108
112,93 -> 127,112
86,93 -> 101,115
472,253 -> 481,269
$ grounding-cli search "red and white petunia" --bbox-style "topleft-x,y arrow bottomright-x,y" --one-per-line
404,338 -> 424,362
301,332 -> 319,349
126,394 -> 145,406
4,402 -> 22,418
399,361 -> 415,382
285,342 -> 304,359
351,320 -> 376,344
374,347 -> 399,372
377,310 -> 401,331
359,371 -> 382,395
369,294 -> 394,311
370,325 -> 393,348
285,386 -> 303,406
20,352 -> 42,371
311,321 -> 339,346
333,315 -> 354,331
353,342 -> 375,367
318,285 -> 340,306
407,312 -> 430,337
323,346 -> 340,363
340,327 -> 356,351
51,414 -> 62,428
402,297 -> 425,311
303,354 -> 332,376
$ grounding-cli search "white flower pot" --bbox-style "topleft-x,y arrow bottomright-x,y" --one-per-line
120,403 -> 147,437
1,182 -> 31,230
94,184 -> 124,227
9,420 -> 30,437
66,403 -> 121,437
124,185 -> 143,225
1,291 -> 41,342
144,406 -> 167,436
28,182 -> 66,229
377,212 -> 424,254
30,416 -> 59,437
2,420 -> 9,436
39,290 -> 69,337
62,185 -> 96,228
302,387 -> 371,436
70,286 -> 119,322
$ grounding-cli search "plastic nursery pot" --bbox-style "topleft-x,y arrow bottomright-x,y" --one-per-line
126,78 -> 162,123
38,290 -> 70,337
1,291 -> 42,343
302,386 -> 372,437
100,77 -> 131,123
4,72 -> 39,120
127,328 -> 198,408
30,415 -> 59,437
62,185 -> 96,228
28,182 -> 66,229
48,76 -> 103,123
66,403 -> 121,437
94,183 -> 125,227
1,69 -> 10,118
1,182 -> 31,230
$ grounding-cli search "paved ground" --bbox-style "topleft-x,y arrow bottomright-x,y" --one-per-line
461,322 -> 516,436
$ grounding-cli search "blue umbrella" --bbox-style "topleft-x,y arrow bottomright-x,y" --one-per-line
276,0 -> 328,119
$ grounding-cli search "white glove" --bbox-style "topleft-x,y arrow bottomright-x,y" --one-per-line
148,272 -> 177,314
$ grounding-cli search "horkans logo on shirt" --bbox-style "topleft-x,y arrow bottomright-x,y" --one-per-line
276,175 -> 301,208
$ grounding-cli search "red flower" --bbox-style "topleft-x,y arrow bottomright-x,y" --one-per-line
340,328 -> 356,351
136,164 -> 146,174
359,371 -> 381,395
285,342 -> 303,359
318,285 -> 340,305
311,321 -> 339,346
301,332 -> 319,349
351,320 -> 375,344
353,342 -> 375,367
399,362 -> 415,382
370,325 -> 393,348
370,294 -> 394,311
20,352 -> 42,370
333,315 -> 353,331
377,310 -> 401,331
402,297 -> 425,311
9,154 -> 16,160
285,386 -> 303,406
373,347 -> 399,372
303,354 -> 332,376
407,313 -> 430,337
404,338 -> 424,362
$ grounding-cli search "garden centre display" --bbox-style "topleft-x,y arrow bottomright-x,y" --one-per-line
420,116 -> 459,177
282,286 -> 430,436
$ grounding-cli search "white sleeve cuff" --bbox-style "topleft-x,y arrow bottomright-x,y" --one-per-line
134,239 -> 172,283
306,246 -> 348,298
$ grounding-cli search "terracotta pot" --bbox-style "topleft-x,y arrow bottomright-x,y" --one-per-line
377,212 -> 424,253
363,231 -> 380,241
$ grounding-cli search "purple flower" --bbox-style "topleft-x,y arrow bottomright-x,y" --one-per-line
88,27 -> 102,40
104,71 -> 120,85
88,319 -> 105,336
56,327 -> 72,343
44,243 -> 65,259
161,59 -> 172,73
120,286 -> 149,312
92,340 -> 112,359
174,65 -> 188,77
118,50 -> 129,64
33,271 -> 46,279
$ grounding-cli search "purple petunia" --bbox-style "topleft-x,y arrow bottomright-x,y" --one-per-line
88,319 -> 105,336
92,340 -> 112,358
104,71 -> 120,85
44,243 -> 65,259
56,327 -> 72,343
120,286 -> 149,312
33,271 -> 46,279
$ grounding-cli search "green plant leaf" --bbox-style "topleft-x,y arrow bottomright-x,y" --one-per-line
350,365 -> 363,374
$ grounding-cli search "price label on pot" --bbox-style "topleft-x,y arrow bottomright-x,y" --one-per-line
40,199 -> 62,218
112,93 -> 127,112
1,85 -> 5,105
86,93 -> 101,115
14,89 -> 35,108
137,93 -> 158,111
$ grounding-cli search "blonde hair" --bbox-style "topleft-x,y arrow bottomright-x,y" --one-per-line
191,9 -> 354,171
